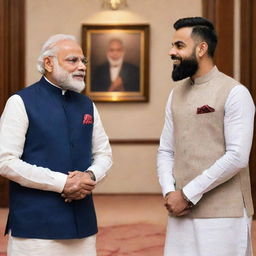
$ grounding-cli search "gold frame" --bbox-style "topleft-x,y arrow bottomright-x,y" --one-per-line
81,24 -> 150,102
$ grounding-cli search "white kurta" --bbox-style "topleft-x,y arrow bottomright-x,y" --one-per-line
7,234 -> 97,256
0,78 -> 112,256
157,84 -> 255,256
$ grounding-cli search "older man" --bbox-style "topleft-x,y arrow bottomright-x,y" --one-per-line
91,38 -> 139,92
0,34 -> 112,256
157,17 -> 255,255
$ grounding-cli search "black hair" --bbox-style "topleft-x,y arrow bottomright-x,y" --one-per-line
173,17 -> 217,58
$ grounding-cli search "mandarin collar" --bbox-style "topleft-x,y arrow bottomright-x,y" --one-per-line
189,66 -> 219,85
43,76 -> 67,95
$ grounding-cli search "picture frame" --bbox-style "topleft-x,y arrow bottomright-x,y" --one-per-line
81,24 -> 150,102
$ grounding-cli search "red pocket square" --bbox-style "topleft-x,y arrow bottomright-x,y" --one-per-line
197,105 -> 215,114
83,114 -> 93,124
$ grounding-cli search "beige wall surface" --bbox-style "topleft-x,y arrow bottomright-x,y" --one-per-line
26,0 -> 202,193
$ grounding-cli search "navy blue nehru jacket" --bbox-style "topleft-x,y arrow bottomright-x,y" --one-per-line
5,77 -> 98,239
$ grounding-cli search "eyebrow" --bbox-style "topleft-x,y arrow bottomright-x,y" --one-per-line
65,55 -> 85,59
65,56 -> 88,61
172,41 -> 186,47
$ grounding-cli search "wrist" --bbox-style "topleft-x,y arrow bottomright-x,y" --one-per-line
86,170 -> 96,181
181,189 -> 194,208
164,191 -> 172,198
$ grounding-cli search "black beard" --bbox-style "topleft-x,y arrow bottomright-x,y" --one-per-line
172,55 -> 198,81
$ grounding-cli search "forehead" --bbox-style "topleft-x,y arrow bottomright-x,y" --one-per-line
55,39 -> 84,57
172,27 -> 194,45
109,40 -> 123,48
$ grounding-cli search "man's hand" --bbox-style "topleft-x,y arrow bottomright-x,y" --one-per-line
164,190 -> 191,216
61,171 -> 96,201
108,77 -> 124,92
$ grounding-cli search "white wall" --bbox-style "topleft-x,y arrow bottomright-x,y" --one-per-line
26,0 -> 202,193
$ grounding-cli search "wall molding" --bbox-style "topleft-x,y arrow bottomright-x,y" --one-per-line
202,0 -> 234,77
240,0 -> 256,217
0,0 -> 25,207
110,139 -> 159,145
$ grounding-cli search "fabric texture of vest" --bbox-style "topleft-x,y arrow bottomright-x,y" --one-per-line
6,77 -> 98,239
171,66 -> 254,218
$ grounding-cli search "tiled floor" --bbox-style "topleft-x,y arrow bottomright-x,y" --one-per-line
0,195 -> 256,255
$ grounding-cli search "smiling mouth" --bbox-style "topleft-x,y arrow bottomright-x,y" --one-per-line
73,74 -> 85,80
173,59 -> 181,65
171,55 -> 182,65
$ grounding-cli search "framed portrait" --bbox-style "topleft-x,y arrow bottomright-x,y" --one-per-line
81,24 -> 150,102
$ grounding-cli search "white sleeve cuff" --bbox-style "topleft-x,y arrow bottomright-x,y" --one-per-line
162,183 -> 175,197
182,183 -> 203,205
51,172 -> 68,193
86,165 -> 107,182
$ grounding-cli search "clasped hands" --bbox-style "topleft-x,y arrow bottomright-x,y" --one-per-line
108,77 -> 124,92
164,190 -> 192,217
61,170 -> 96,202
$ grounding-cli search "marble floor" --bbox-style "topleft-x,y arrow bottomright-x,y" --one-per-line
0,195 -> 256,255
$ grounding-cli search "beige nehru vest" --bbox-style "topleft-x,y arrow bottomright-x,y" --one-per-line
172,66 -> 254,218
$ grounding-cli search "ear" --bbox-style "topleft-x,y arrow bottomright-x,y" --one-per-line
44,57 -> 54,73
197,42 -> 208,58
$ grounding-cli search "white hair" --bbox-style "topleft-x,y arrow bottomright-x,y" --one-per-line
37,34 -> 76,75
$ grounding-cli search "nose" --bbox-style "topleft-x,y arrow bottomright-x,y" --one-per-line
78,60 -> 86,71
168,47 -> 176,56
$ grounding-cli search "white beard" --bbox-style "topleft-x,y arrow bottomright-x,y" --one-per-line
107,56 -> 124,67
51,59 -> 85,93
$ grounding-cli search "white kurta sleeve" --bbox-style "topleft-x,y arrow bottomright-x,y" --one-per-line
183,85 -> 255,204
157,91 -> 176,197
86,103 -> 112,182
0,95 -> 67,193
